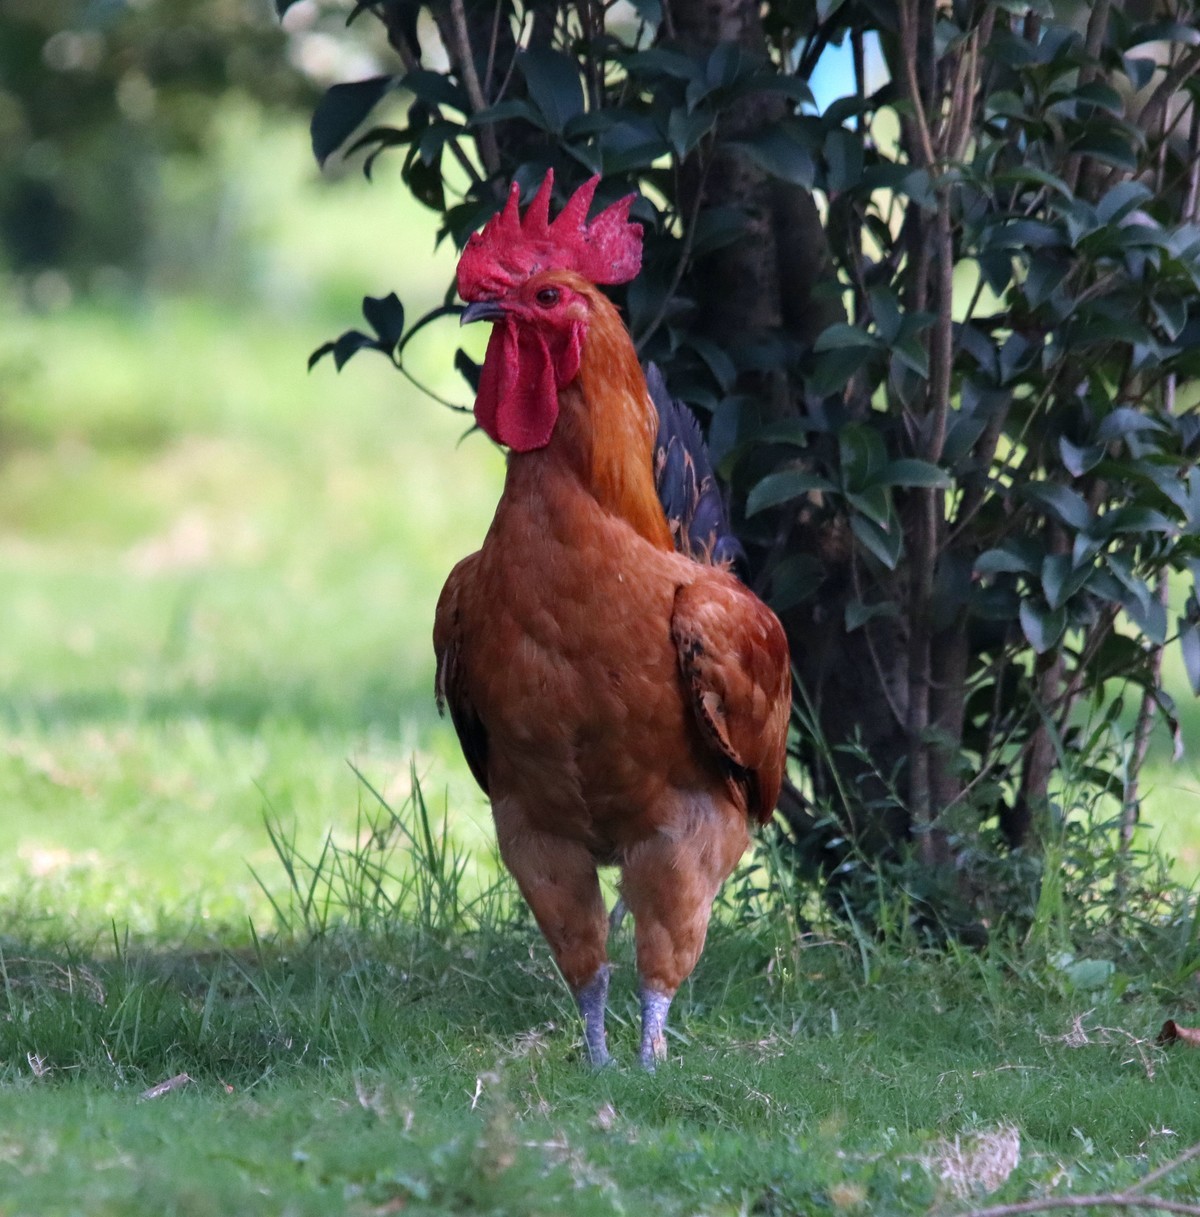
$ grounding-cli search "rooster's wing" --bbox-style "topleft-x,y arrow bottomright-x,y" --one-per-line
672,576 -> 791,823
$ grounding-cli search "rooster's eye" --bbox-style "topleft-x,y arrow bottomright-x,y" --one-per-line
536,287 -> 560,308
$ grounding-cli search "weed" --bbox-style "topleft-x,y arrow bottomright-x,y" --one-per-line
257,762 -> 516,940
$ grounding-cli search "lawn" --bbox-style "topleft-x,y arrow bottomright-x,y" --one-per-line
3,119 -> 1200,1216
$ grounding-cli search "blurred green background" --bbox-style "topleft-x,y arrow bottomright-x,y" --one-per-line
0,0 -> 504,937
1,1 -> 1196,943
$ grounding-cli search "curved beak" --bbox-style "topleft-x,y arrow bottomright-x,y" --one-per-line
460,300 -> 508,326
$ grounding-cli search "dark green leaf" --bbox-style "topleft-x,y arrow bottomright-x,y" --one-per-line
402,69 -> 467,112
472,99 -> 542,128
519,49 -> 585,134
345,124 -> 414,162
808,346 -> 874,395
994,165 -> 1071,195
985,91 -> 1028,120
744,74 -> 815,108
362,293 -> 405,352
627,0 -> 663,23
983,219 -> 1065,251
1095,407 -> 1166,443
768,554 -> 826,611
876,458 -> 951,488
1123,55 -> 1157,89
976,250 -> 1014,296
1062,81 -> 1126,117
1059,436 -> 1104,477
601,138 -> 671,175
824,128 -> 863,192
977,545 -> 1037,576
850,514 -> 902,569
690,208 -> 749,257
998,333 -> 1037,385
942,409 -> 988,463
749,418 -> 817,446
846,485 -> 892,528
746,469 -> 836,516
688,335 -> 737,391
839,423 -> 889,491
562,111 -> 623,140
311,77 -> 398,167
1094,505 -> 1177,537
891,337 -> 930,379
309,330 -> 380,372
1125,590 -> 1168,644
903,168 -> 936,208
417,119 -> 464,166
1130,21 -> 1200,48
1071,128 -> 1140,172
1096,180 -> 1152,225
845,599 -> 901,632
1025,258 -> 1069,309
814,323 -> 881,353
405,153 -> 445,211
333,329 -> 379,370
1151,296 -> 1187,341
1019,599 -> 1066,654
732,127 -> 814,186
1042,553 -> 1090,610
455,348 -> 480,393
1022,483 -> 1090,531
869,287 -> 902,344
705,42 -> 747,92
668,106 -> 716,157
623,48 -> 703,82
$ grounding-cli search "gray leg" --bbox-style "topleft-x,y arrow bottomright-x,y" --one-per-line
576,965 -> 612,1067
639,986 -> 673,1070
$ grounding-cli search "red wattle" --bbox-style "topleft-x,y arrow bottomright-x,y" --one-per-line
474,323 -> 560,452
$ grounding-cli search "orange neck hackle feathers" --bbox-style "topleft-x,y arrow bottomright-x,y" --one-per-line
457,172 -> 670,549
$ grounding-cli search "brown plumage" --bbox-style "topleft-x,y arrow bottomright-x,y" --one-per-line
434,175 -> 791,1067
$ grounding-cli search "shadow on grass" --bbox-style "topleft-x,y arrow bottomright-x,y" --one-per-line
1,677 -> 442,736
0,915 -> 564,1090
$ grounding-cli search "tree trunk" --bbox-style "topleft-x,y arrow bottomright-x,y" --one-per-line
670,0 -> 917,863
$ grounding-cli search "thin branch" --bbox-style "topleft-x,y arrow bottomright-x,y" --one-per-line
961,1195 -> 1200,1217
899,0 -> 937,169
1062,0 -> 1110,195
376,4 -> 483,187
1140,47 -> 1200,144
482,0 -> 504,99
449,0 -> 500,175
848,553 -> 909,729
633,153 -> 711,350
928,196 -> 954,461
1127,1140 -> 1200,1195
392,357 -> 472,414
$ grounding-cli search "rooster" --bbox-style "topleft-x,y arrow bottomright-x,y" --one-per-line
434,172 -> 791,1068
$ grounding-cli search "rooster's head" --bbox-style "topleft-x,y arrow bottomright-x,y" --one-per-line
456,171 -> 642,452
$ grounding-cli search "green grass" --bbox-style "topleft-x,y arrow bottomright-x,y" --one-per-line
4,116 -> 1200,1215
5,889 -> 1200,1215
0,126 -> 501,931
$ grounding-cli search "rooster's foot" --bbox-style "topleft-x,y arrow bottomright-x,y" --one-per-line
638,987 -> 673,1071
575,965 -> 611,1067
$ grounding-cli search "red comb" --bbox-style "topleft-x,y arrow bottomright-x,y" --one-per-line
457,171 -> 642,301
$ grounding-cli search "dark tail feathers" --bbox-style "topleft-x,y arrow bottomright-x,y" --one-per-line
647,363 -> 747,576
